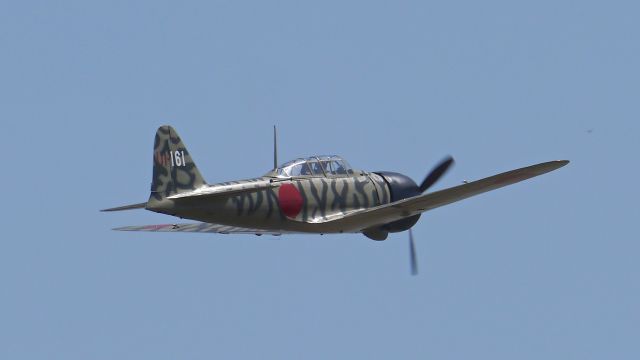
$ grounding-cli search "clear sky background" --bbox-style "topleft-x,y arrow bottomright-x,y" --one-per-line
1,1 -> 638,359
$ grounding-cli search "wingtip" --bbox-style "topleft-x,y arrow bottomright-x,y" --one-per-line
537,160 -> 569,174
540,159 -> 569,168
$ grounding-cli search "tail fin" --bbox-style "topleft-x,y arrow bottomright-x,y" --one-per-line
149,125 -> 206,201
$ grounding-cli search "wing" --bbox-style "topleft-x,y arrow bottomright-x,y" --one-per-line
323,160 -> 569,230
113,222 -> 298,236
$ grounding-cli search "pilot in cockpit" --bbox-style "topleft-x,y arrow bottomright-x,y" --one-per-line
308,159 -> 323,176
300,162 -> 312,176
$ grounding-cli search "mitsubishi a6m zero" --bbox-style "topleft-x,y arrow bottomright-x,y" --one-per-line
103,126 -> 568,274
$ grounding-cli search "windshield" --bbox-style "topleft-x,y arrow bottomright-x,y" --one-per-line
317,156 -> 352,176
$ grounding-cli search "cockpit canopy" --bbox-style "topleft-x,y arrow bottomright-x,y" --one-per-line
269,155 -> 357,177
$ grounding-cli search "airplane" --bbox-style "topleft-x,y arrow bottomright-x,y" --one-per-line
102,125 -> 569,275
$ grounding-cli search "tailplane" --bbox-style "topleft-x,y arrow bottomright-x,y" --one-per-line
101,202 -> 147,212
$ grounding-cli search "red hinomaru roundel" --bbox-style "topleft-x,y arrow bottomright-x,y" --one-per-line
278,183 -> 303,218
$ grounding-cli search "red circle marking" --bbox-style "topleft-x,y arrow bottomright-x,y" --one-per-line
278,183 -> 303,218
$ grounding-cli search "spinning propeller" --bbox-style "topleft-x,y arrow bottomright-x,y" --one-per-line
408,156 -> 455,276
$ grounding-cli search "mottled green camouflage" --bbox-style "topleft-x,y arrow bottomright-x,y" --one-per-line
149,126 -> 205,202
142,126 -> 395,234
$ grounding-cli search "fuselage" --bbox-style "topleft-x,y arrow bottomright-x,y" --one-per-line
148,171 -> 392,233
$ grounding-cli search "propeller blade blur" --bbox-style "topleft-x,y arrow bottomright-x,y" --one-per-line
409,228 -> 418,276
419,156 -> 455,193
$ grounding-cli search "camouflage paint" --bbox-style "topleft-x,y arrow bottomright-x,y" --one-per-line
145,126 -> 392,234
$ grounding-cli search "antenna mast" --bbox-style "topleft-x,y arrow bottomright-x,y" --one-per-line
273,125 -> 278,170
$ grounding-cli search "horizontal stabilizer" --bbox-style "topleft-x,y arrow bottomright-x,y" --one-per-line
101,202 -> 147,212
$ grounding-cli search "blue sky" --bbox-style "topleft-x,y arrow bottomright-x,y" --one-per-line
1,1 -> 638,359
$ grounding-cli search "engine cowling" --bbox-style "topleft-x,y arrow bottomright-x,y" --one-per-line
374,171 -> 422,233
